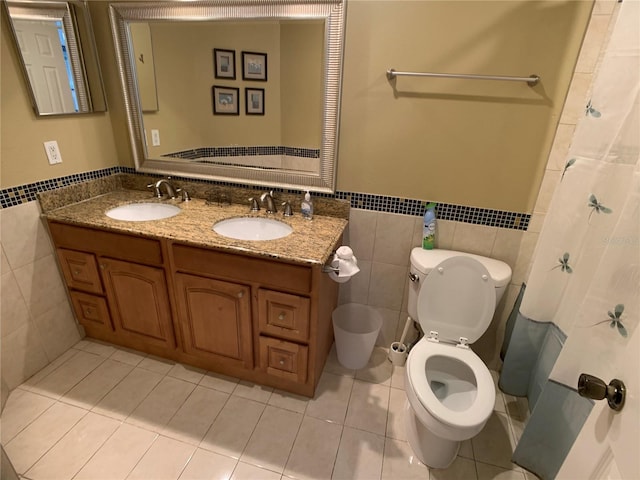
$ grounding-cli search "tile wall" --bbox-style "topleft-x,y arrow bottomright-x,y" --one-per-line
0,202 -> 81,392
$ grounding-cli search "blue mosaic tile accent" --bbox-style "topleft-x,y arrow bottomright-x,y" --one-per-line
1,167 -> 530,230
0,166 -> 129,209
164,146 -> 320,160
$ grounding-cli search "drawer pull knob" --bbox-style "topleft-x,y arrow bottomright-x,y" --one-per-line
237,291 -> 244,298
279,360 -> 285,365
278,313 -> 286,320
74,270 -> 80,275
100,264 -> 106,270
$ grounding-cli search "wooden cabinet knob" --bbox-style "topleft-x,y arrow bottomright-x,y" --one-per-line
279,360 -> 285,365
237,291 -> 244,298
278,312 -> 286,320
74,270 -> 80,275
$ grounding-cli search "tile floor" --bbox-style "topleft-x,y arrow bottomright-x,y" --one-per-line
2,339 -> 537,480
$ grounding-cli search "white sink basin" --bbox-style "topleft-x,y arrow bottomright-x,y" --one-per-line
213,217 -> 293,241
106,203 -> 181,221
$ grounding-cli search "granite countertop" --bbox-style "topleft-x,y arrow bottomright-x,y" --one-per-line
45,189 -> 348,266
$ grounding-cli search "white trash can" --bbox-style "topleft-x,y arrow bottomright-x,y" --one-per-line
332,303 -> 383,369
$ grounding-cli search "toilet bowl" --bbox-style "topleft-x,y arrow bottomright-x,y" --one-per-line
403,248 -> 511,469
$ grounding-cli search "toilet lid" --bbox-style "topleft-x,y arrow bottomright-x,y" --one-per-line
417,256 -> 496,344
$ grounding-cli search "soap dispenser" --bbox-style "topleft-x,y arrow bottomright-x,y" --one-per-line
301,191 -> 313,220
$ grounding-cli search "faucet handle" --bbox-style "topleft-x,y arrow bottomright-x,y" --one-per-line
282,202 -> 293,217
147,183 -> 162,198
176,188 -> 190,202
248,198 -> 260,211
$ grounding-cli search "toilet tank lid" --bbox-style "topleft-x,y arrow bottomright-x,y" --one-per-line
410,248 -> 512,287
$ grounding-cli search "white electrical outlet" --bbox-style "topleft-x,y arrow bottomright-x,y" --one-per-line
44,141 -> 63,164
151,129 -> 160,146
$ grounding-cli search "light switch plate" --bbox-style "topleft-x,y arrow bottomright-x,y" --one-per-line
44,141 -> 63,164
151,129 -> 160,146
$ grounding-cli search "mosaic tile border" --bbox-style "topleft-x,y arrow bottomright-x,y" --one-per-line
165,146 -> 320,160
1,167 -> 530,230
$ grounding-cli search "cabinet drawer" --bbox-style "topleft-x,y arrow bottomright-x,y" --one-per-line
259,336 -> 308,383
48,222 -> 163,266
69,291 -> 113,335
57,249 -> 103,294
258,289 -> 310,342
172,244 -> 312,294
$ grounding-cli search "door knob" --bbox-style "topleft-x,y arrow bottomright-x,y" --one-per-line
577,373 -> 626,411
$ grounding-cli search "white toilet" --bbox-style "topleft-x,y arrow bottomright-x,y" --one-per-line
403,248 -> 512,469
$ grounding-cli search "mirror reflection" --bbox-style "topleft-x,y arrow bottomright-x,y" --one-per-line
135,20 -> 324,175
110,1 -> 345,193
4,0 -> 106,116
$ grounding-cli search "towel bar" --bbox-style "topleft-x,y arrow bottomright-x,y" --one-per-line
386,68 -> 540,86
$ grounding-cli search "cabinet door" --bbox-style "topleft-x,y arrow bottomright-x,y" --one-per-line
99,258 -> 175,349
175,273 -> 253,369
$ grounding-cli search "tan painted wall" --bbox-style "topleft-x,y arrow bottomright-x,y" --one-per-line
281,22 -> 324,148
0,8 -> 119,189
3,1 -> 592,215
144,22 -> 282,157
337,0 -> 593,212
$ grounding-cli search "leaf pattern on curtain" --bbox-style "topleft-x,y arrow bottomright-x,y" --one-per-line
588,194 -> 613,222
589,304 -> 627,337
561,158 -> 576,181
552,252 -> 573,273
585,99 -> 601,117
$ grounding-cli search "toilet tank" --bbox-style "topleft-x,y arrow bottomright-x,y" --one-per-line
407,248 -> 512,321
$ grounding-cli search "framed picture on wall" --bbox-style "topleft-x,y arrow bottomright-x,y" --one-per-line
214,48 -> 236,79
245,88 -> 265,115
212,85 -> 239,115
242,51 -> 267,81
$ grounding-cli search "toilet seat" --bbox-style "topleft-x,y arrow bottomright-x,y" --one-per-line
406,339 -> 494,430
417,256 -> 496,344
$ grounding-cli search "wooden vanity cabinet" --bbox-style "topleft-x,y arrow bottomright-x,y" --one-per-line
49,220 -> 339,397
49,221 -> 177,354
171,243 -> 338,397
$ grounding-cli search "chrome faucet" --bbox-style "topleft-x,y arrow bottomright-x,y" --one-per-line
260,190 -> 277,213
148,178 -> 178,199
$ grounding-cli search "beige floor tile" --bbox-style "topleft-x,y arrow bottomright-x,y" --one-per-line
355,347 -> 393,385
390,365 -> 406,390
472,412 -> 520,471
24,412 -> 120,480
200,396 -> 265,459
380,438 -> 429,480
60,359 -> 133,409
162,386 -> 229,445
332,426 -> 384,480
77,339 -> 117,357
476,462 -> 527,480
179,448 -> 237,480
0,389 -> 54,444
231,461 -> 281,480
232,381 -> 273,403
4,402 -> 86,474
92,367 -> 163,421
241,406 -> 303,473
323,345 -> 356,378
127,376 -> 196,431
138,355 -> 175,375
168,363 -> 206,384
430,455 -> 478,479
128,435 -> 196,480
29,350 -> 105,399
109,346 -> 146,366
19,348 -> 78,390
386,388 -> 407,441
74,423 -> 157,480
345,380 -> 390,436
267,389 -> 308,414
199,371 -> 239,393
284,416 -> 342,480
305,372 -> 353,424
459,439 -> 474,460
